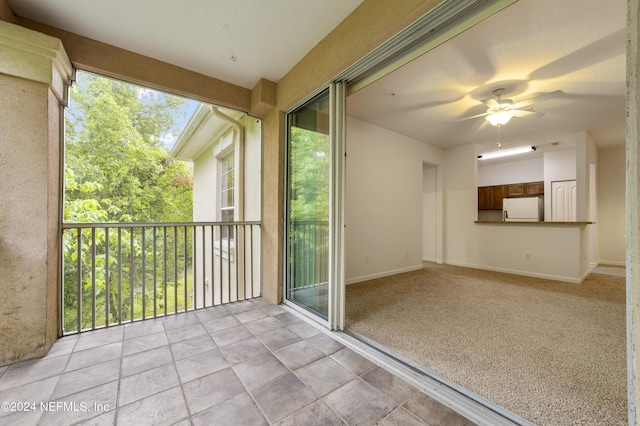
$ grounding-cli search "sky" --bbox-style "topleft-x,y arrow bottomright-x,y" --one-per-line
70,70 -> 201,152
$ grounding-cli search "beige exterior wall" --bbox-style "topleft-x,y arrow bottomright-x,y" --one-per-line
0,21 -> 72,365
191,114 -> 262,305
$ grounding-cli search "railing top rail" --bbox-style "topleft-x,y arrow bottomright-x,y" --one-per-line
62,221 -> 262,229
290,221 -> 329,225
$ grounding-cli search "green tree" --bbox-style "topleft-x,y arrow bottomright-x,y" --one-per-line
63,71 -> 194,331
287,125 -> 330,290
288,126 -> 330,221
65,71 -> 193,223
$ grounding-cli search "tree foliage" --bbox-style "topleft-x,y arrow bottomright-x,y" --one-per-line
62,71 -> 195,331
65,71 -> 193,223
288,126 -> 330,221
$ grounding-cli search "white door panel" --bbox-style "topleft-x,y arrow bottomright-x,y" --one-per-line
551,180 -> 577,221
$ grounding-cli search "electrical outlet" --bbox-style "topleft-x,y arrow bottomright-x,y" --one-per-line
525,253 -> 531,260
405,251 -> 409,258
365,255 -> 370,264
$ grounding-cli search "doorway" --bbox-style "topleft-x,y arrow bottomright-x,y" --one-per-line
284,84 -> 347,330
551,179 -> 578,221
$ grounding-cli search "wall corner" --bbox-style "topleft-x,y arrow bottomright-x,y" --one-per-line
251,78 -> 277,117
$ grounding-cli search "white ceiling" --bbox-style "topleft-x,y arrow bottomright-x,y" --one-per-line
348,0 -> 626,155
6,0 -> 364,89
7,0 -> 627,157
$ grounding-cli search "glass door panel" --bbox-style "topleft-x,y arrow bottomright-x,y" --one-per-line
286,90 -> 330,319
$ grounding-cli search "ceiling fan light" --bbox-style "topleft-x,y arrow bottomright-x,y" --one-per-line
486,110 -> 513,126
478,146 -> 536,160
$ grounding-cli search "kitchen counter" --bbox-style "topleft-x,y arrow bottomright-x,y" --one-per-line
475,221 -> 594,225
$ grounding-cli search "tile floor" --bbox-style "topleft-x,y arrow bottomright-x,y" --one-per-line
0,299 -> 474,425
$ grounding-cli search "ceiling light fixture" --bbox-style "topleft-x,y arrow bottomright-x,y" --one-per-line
478,146 -> 536,160
486,110 -> 513,126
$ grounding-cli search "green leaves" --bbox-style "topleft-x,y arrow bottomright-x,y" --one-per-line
62,71 -> 196,332
64,71 -> 193,224
288,126 -> 330,221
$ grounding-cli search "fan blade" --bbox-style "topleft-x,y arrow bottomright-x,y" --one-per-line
481,98 -> 499,108
456,111 -> 490,122
513,90 -> 564,109
511,109 -> 545,119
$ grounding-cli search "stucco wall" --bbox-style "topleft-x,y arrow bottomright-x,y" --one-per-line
0,20 -> 72,365
0,75 -> 51,364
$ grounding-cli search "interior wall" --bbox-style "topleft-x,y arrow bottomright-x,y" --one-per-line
543,146 -> 577,220
598,145 -> 626,265
444,144 -> 478,265
423,164 -> 438,262
345,116 -> 442,284
477,157 -> 544,187
445,143 -> 587,282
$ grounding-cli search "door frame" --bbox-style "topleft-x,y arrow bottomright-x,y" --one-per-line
283,82 -> 347,330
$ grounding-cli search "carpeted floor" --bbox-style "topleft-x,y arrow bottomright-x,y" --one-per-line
345,263 -> 627,426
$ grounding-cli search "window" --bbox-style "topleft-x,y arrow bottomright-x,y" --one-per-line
220,151 -> 235,239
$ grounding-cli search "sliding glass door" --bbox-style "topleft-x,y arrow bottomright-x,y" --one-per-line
285,84 -> 345,329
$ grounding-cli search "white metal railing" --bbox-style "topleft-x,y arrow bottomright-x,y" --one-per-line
61,221 -> 261,334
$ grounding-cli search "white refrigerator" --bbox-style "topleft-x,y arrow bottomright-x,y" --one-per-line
502,197 -> 544,222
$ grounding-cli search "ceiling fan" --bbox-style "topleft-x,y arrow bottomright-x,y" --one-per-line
459,88 -> 564,126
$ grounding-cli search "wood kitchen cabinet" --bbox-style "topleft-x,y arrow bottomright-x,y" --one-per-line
478,181 -> 544,210
506,183 -> 525,197
478,185 -> 506,210
525,181 -> 544,196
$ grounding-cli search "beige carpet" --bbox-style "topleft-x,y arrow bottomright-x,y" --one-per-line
345,263 -> 626,425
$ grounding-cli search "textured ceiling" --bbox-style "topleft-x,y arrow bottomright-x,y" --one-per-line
6,0 -> 364,89
347,0 -> 626,153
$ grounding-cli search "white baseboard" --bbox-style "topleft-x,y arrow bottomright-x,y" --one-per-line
598,260 -> 626,267
445,260 -> 584,284
346,264 -> 424,285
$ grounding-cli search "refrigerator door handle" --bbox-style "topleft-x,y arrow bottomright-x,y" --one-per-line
503,210 -> 508,221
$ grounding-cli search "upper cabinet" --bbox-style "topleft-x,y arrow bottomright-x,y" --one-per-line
478,185 -> 507,210
525,181 -> 544,196
478,181 -> 544,210
506,183 -> 525,197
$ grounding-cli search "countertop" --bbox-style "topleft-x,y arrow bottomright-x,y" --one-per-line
475,221 -> 594,225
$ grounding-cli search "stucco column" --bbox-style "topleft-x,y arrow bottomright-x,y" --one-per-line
0,21 -> 73,365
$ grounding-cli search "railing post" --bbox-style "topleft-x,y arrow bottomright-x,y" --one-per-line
129,227 -> 134,322
174,226 -> 178,314
105,227 -> 110,327
91,228 -> 96,330
76,229 -> 82,333
141,227 -> 146,319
